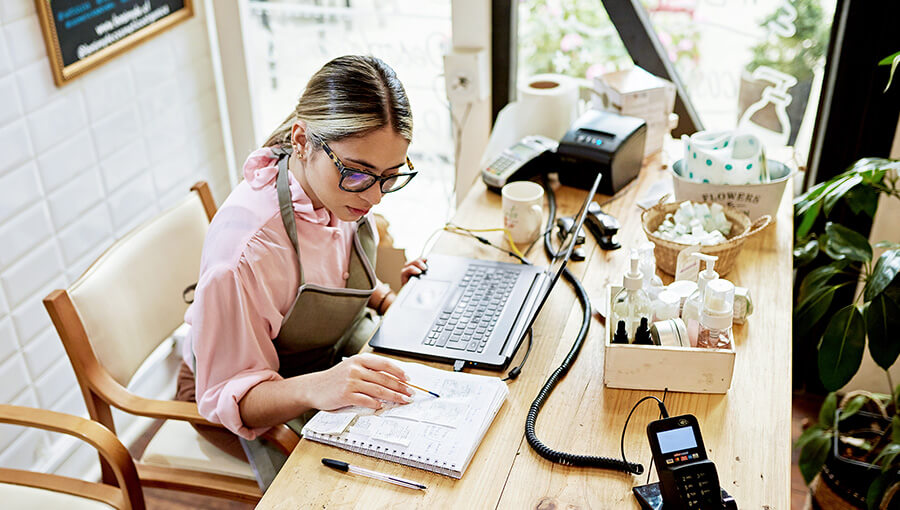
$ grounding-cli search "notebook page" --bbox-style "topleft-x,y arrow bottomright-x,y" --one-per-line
302,358 -> 508,477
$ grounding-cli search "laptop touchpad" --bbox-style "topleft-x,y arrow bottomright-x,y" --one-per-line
405,280 -> 451,309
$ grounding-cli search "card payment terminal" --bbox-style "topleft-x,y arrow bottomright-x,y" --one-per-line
481,135 -> 558,190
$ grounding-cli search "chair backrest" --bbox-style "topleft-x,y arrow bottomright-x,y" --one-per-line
65,185 -> 211,387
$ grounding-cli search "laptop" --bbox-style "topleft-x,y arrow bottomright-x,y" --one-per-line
369,173 -> 602,370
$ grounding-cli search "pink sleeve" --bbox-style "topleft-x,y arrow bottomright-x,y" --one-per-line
187,264 -> 282,440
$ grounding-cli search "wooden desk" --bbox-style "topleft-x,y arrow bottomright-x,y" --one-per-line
258,155 -> 792,509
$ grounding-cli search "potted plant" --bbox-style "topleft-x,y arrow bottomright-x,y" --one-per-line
738,0 -> 830,145
793,157 -> 900,508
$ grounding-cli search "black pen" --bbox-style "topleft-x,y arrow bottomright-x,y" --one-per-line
322,458 -> 427,490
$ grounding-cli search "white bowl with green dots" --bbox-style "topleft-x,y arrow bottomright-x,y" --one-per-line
670,159 -> 793,221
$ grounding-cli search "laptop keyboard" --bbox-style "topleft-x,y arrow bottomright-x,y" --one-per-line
422,266 -> 519,353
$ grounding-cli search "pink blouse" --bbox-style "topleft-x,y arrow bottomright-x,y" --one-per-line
183,147 -> 378,439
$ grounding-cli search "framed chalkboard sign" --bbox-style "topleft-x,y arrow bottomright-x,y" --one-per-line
35,0 -> 194,86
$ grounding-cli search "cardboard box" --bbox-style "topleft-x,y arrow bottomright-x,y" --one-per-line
592,66 -> 676,157
604,286 -> 735,394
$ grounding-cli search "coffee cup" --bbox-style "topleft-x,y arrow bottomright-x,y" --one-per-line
502,181 -> 544,245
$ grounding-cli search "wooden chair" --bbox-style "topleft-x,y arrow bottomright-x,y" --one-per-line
0,404 -> 144,510
43,182 -> 299,503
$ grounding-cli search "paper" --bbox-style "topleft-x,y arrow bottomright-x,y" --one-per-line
302,410 -> 356,435
301,357 -> 509,479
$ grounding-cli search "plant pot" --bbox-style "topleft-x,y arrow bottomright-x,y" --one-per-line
809,411 -> 900,509
737,70 -> 812,146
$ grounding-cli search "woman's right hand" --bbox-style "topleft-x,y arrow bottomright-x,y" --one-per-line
302,354 -> 414,411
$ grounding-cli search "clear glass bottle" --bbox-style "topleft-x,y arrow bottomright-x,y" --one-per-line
697,279 -> 735,349
612,252 -> 652,341
682,253 -> 719,347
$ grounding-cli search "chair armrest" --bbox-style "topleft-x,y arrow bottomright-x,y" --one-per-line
0,404 -> 143,510
97,381 -> 299,455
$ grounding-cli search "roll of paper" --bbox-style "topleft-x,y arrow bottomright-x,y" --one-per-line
480,74 -> 581,168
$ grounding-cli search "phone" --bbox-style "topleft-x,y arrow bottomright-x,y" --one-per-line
482,135 -> 558,190
646,414 -> 727,509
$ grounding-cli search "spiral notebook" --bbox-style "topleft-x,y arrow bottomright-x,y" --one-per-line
300,358 -> 509,479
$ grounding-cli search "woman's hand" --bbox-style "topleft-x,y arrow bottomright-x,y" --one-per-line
302,354 -> 413,411
400,257 -> 428,286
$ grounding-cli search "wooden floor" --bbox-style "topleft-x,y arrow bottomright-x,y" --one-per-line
134,392 -> 822,509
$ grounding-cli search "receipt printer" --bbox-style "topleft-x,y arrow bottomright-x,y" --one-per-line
557,110 -> 647,195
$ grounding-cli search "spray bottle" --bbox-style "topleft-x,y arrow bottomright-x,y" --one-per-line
611,251 -> 652,341
682,253 -> 719,346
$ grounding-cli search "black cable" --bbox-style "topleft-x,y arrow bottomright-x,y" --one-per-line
619,395 -> 670,477
522,174 -> 643,475
502,328 -> 532,381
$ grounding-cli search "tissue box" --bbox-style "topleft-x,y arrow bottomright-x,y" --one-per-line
592,66 -> 676,156
604,286 -> 735,394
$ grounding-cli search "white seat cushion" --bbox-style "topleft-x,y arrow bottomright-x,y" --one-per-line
0,483 -> 115,510
139,419 -> 255,480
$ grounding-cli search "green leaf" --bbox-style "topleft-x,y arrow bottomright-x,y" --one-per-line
799,431 -> 832,484
825,222 -> 873,263
796,200 -> 821,241
865,249 -> 900,301
844,184 -> 880,217
873,442 -> 900,470
865,293 -> 900,370
795,284 -> 844,336
823,174 -> 863,215
818,305 -> 867,391
867,472 -> 889,510
884,52 -> 900,92
794,239 -> 820,267
798,262 -> 847,304
879,51 -> 900,66
795,423 -> 828,451
894,416 -> 900,444
839,395 -> 869,422
875,241 -> 900,250
819,392 -> 838,428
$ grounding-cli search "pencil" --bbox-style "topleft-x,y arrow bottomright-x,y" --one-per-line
386,373 -> 441,398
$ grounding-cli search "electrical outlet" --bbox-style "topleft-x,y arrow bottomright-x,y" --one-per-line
443,49 -> 489,104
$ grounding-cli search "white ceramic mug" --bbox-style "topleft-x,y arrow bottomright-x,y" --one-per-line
502,181 -> 544,245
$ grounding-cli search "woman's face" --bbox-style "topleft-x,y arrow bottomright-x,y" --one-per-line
292,124 -> 411,222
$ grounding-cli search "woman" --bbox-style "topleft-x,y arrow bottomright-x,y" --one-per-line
176,55 -> 427,482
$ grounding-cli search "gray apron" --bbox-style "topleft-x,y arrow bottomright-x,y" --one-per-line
240,148 -> 380,490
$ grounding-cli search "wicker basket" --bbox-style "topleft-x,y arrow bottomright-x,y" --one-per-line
641,201 -> 771,276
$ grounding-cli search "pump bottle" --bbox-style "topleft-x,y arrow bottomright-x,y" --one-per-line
637,242 -> 665,300
612,251 -> 652,341
682,253 -> 719,346
697,279 -> 735,349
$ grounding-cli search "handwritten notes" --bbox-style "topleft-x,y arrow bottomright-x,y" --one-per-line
301,357 -> 509,478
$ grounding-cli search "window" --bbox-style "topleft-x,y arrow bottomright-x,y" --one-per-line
517,0 -> 836,156
242,0 -> 454,255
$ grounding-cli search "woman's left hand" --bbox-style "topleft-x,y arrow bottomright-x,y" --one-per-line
400,257 -> 428,286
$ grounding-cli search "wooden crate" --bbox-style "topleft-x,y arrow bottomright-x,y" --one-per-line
603,286 -> 735,394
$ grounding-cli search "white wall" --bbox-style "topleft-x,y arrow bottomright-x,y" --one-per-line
0,0 -> 229,477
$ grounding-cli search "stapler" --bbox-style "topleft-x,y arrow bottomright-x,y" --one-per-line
556,217 -> 586,261
585,202 -> 621,250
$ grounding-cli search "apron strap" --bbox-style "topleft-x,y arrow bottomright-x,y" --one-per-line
275,149 -> 305,285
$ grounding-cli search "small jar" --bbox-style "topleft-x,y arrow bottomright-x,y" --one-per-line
650,318 -> 688,347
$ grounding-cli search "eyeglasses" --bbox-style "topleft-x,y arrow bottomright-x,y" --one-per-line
320,141 -> 417,193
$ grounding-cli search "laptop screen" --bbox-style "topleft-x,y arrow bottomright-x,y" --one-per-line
517,172 -> 602,338
544,172 -> 603,284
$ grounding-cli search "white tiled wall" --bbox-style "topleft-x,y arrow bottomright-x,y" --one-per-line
0,0 -> 230,477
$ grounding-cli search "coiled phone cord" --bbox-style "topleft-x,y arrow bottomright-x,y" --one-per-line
522,175 -> 644,475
